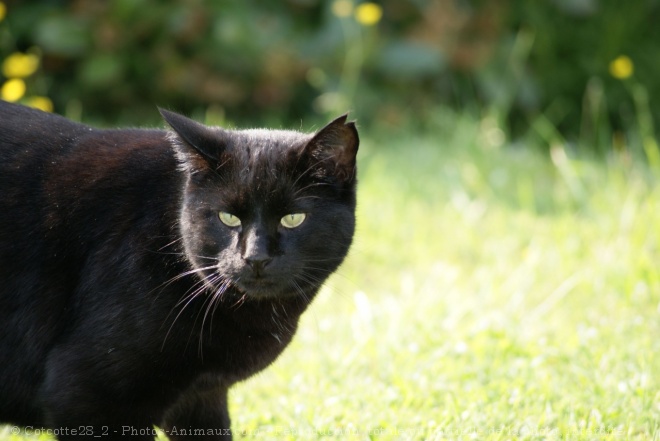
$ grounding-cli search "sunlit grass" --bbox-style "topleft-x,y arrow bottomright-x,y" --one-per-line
2,113 -> 660,440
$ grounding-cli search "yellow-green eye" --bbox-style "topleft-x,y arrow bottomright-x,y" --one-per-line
280,213 -> 306,229
219,212 -> 241,227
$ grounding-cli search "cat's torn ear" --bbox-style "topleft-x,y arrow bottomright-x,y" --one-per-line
159,108 -> 225,172
304,114 -> 359,183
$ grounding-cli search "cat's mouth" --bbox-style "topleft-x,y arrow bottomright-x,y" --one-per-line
234,278 -> 294,299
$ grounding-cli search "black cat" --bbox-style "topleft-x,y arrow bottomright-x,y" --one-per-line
0,101 -> 358,440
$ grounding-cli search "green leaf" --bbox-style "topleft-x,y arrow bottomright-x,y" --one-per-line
377,41 -> 445,78
80,54 -> 123,87
35,16 -> 90,57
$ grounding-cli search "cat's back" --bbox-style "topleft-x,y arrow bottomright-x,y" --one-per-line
0,99 -> 89,155
0,100 -> 175,280
0,101 -> 89,245
0,100 -> 168,166
0,101 -> 173,197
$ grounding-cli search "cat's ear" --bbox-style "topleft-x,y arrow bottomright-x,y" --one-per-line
304,114 -> 359,183
159,108 -> 226,171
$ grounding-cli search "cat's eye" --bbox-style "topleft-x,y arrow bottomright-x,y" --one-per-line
219,212 -> 241,227
280,213 -> 306,229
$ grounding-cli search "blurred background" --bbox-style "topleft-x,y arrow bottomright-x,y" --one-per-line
1,0 -> 658,154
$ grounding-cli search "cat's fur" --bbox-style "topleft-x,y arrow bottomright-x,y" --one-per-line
0,101 -> 358,440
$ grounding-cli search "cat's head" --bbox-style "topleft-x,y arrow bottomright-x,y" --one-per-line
161,109 -> 358,301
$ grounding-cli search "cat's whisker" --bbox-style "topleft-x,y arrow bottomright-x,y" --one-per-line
197,274 -> 224,358
291,274 -> 320,292
301,266 -> 360,296
293,195 -> 322,202
269,300 -> 287,333
208,279 -> 232,335
151,264 -> 219,299
162,283 -> 203,325
161,295 -> 198,351
231,294 -> 247,309
191,255 -> 219,261
298,263 -> 356,285
291,181 -> 331,198
198,275 -> 230,348
290,278 -> 312,307
299,269 -> 354,302
229,283 -> 248,309
149,250 -> 218,262
290,154 -> 337,190
176,273 -> 219,350
156,236 -> 184,252
290,157 -> 324,188
161,272 -> 216,350
298,257 -> 344,263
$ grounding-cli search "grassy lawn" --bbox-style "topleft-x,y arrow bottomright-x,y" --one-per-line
3,114 -> 660,440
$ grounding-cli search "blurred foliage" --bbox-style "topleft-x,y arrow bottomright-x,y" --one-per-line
0,0 -> 658,151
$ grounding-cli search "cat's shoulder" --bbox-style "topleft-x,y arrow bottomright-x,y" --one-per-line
0,101 -> 168,152
0,100 -> 85,131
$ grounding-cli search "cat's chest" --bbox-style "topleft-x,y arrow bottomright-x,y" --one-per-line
162,298 -> 301,382
148,281 -> 309,384
211,318 -> 298,382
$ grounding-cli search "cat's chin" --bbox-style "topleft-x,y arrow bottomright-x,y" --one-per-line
234,280 -> 302,300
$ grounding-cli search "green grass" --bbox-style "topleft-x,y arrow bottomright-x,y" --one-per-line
3,112 -> 660,440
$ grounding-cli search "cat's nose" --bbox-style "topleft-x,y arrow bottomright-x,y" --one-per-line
242,225 -> 272,275
245,256 -> 272,274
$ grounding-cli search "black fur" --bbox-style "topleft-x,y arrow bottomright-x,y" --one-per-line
0,101 -> 358,440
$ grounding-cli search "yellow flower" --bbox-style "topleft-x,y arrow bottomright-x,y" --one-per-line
1,78 -> 26,102
0,2 -> 6,22
24,96 -> 53,112
2,52 -> 40,78
355,2 -> 382,26
609,55 -> 634,80
332,0 -> 353,18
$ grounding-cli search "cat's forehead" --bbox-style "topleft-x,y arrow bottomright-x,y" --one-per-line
220,129 -> 312,179
228,128 -> 310,153
216,129 -> 314,199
